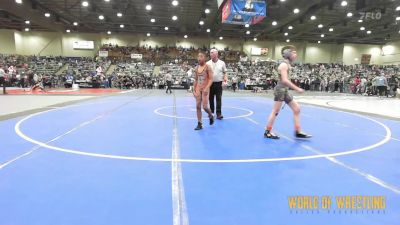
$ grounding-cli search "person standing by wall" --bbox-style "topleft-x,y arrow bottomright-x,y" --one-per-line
207,49 -> 227,120
96,65 -> 103,77
376,73 -> 388,98
165,71 -> 173,94
0,64 -> 7,94
232,75 -> 238,92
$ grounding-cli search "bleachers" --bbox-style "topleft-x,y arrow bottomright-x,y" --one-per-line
114,61 -> 155,77
1,51 -> 398,96
99,45 -> 243,64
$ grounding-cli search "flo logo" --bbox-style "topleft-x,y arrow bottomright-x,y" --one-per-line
359,11 -> 382,20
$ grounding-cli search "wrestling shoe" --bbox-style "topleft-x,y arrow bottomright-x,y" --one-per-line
194,122 -> 203,130
295,131 -> 312,139
264,130 -> 280,139
209,115 -> 215,125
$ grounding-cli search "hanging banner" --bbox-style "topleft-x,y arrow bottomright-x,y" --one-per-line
361,54 -> 371,65
251,48 -> 269,56
222,0 -> 267,25
98,51 -> 109,57
234,0 -> 267,17
131,54 -> 143,59
217,0 -> 225,8
73,41 -> 94,50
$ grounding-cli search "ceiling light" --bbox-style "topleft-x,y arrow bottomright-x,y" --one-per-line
82,1 -> 89,7
25,20 -> 30,24
293,8 -> 300,14
272,21 -> 277,26
341,1 -> 348,7
367,30 -> 371,34
66,29 -> 71,33
219,36 -> 223,40
199,20 -> 204,25
358,19 -> 363,23
310,15 -> 316,20
246,30 -> 251,35
44,13 -> 51,17
146,4 -> 152,10
360,26 -> 365,30
120,24 -> 124,28
16,0 -> 22,4
318,24 -> 323,28
284,32 -> 288,36
396,6 -> 400,11
150,18 -> 155,23
347,12 -> 353,17
172,0 -> 179,6
205,9 -> 210,14
321,34 -> 325,37
73,22 -> 78,26
253,38 -> 257,41
396,17 -> 400,21
99,15 -> 104,20
280,0 -> 286,2
245,24 -> 250,28
107,31 -> 111,34
329,28 -> 334,32
184,35 -> 188,38
286,39 -> 290,42
288,26 -> 293,30
165,26 -> 169,30
117,12 -> 123,17
172,15 -> 178,21
206,29 -> 211,33
24,28 -> 30,31
104,0 -> 110,2
147,33 -> 151,37
318,41 -> 321,44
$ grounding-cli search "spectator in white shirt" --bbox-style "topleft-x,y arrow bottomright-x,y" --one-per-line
96,65 -> 103,76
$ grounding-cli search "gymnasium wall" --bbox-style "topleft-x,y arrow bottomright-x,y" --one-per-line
14,31 -> 62,56
210,39 -> 243,51
343,44 -> 382,65
304,43 -> 344,64
176,37 -> 210,49
1,29 -> 400,65
242,40 -> 274,61
0,29 -> 16,54
62,33 -> 102,57
379,40 -> 400,65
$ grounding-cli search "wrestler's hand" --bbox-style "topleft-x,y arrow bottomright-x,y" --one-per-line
193,90 -> 199,97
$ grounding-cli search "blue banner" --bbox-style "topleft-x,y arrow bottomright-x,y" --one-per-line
222,0 -> 267,25
233,0 -> 267,17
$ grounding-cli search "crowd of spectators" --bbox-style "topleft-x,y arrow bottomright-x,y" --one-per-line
110,61 -> 157,89
0,54 -> 65,88
99,44 -> 244,64
225,61 -> 399,97
1,47 -> 399,97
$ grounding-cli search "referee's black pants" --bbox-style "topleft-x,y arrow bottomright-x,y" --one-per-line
166,81 -> 172,93
209,81 -> 223,116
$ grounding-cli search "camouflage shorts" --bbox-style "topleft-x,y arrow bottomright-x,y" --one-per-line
273,87 -> 293,104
